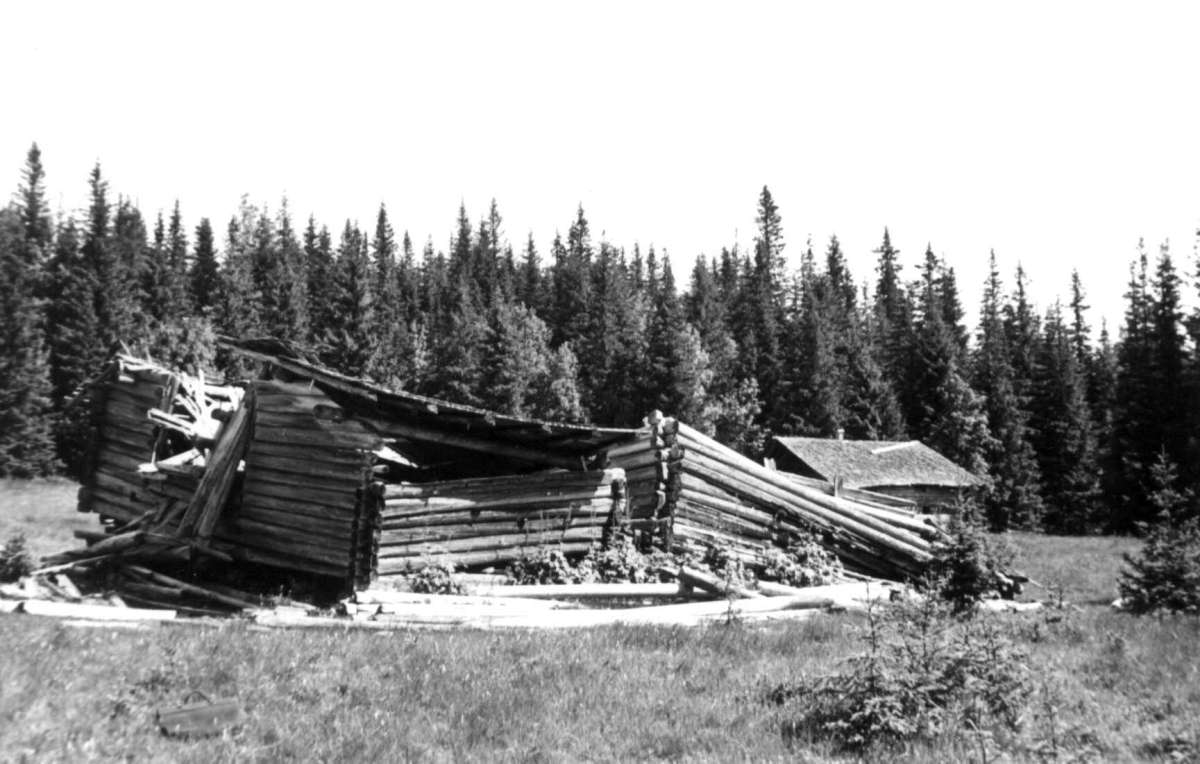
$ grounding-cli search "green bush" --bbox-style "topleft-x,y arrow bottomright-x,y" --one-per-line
407,560 -> 464,595
932,501 -> 1016,611
581,533 -> 671,583
0,533 -> 35,583
760,536 -> 843,587
770,592 -> 1032,754
1118,454 -> 1200,614
505,547 -> 593,585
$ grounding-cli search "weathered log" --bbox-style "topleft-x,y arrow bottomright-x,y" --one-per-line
463,582 -> 688,599
19,600 -> 176,621
175,393 -> 254,542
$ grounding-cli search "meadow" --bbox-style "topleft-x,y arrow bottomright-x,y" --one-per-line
2,480 -> 1198,761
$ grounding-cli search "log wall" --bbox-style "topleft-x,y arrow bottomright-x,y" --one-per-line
375,468 -> 627,574
216,380 -> 383,587
76,358 -> 193,528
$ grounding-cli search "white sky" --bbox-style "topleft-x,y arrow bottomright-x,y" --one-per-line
4,1 -> 1199,334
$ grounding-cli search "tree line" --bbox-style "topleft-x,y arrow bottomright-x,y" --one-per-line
2,143 -> 1198,535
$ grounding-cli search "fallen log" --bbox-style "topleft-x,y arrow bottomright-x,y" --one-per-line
19,600 -> 177,621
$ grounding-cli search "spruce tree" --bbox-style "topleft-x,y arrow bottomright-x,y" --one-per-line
973,252 -> 1044,530
273,201 -> 309,342
44,216 -> 101,473
189,217 -> 219,313
1111,243 -> 1157,531
304,216 -> 335,341
141,211 -> 173,322
907,256 -> 993,486
321,221 -> 374,376
167,201 -> 190,314
367,204 -> 411,386
0,146 -> 58,476
551,207 -> 593,346
214,200 -> 264,374
1030,303 -> 1101,533
872,228 -> 912,426
108,197 -> 149,341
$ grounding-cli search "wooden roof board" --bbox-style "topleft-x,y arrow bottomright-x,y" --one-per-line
220,337 -> 638,457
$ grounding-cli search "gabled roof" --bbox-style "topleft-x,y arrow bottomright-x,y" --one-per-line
767,437 -> 982,489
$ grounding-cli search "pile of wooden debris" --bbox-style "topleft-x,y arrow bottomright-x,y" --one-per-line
2,339 -> 991,630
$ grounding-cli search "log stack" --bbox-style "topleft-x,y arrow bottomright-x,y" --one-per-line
374,469 -> 627,574
215,380 -> 383,587
608,417 -> 948,581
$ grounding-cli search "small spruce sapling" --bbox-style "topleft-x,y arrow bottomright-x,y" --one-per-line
1118,452 -> 1200,614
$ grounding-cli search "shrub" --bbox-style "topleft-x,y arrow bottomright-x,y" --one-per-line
581,533 -> 669,583
407,560 -> 464,595
760,536 -> 843,587
0,533 -> 35,583
932,500 -> 1016,611
771,592 -> 1032,754
1118,454 -> 1200,614
505,547 -> 593,585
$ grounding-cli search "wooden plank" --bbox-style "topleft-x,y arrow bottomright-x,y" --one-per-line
177,394 -> 254,542
380,469 -> 622,498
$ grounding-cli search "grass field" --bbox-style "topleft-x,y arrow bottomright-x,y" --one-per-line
2,481 -> 1198,761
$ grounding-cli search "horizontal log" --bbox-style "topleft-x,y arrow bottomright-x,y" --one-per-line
381,469 -> 623,498
379,516 -> 610,546
382,490 -> 616,519
352,590 -> 578,610
380,504 -> 612,532
246,460 -> 367,489
19,600 -> 176,621
241,479 -> 359,510
377,525 -> 605,555
676,566 -> 762,599
463,582 -> 687,599
222,518 -> 354,561
213,540 -> 347,578
251,424 -> 378,450
375,541 -> 596,574
233,505 -> 356,537
233,495 -> 357,525
214,529 -> 351,569
247,440 -> 367,464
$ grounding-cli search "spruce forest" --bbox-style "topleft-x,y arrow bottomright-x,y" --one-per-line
2,143 -> 1198,536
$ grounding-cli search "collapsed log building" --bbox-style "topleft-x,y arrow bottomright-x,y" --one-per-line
74,339 -> 951,595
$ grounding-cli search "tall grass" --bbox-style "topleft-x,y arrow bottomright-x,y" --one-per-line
1,480 -> 1195,761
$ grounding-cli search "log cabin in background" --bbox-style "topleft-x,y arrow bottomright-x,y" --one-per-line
764,434 -> 983,512
72,339 -> 951,596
